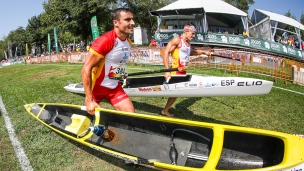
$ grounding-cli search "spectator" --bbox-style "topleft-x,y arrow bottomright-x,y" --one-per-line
159,39 -> 164,47
217,27 -> 222,33
151,38 -> 157,47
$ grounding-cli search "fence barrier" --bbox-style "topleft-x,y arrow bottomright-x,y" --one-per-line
21,47 -> 304,86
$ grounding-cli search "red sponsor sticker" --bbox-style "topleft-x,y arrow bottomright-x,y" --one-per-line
138,87 -> 153,92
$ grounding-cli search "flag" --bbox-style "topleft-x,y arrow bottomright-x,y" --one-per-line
4,50 -> 7,59
54,27 -> 59,53
26,43 -> 29,56
48,33 -> 51,54
90,16 -> 100,40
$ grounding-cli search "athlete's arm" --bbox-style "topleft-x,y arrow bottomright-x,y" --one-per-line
163,37 -> 180,69
81,51 -> 101,115
163,37 -> 180,78
190,48 -> 211,56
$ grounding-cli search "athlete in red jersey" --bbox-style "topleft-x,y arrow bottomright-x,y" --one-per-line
82,8 -> 135,115
161,24 -> 211,117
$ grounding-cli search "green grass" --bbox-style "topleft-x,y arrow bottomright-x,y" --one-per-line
0,63 -> 304,170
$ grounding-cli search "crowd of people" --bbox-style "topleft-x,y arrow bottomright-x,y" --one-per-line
276,32 -> 304,49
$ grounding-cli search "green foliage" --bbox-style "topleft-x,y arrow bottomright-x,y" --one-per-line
301,13 -> 304,40
122,0 -> 177,42
284,10 -> 297,33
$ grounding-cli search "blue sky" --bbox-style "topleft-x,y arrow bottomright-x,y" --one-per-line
0,0 -> 303,40
0,0 -> 45,39
248,0 -> 303,21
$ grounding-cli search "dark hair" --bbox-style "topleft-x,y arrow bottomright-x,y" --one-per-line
111,8 -> 132,21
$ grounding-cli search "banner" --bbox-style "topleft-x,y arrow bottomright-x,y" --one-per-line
48,33 -> 51,55
90,16 -> 100,40
4,50 -> 7,59
155,31 -> 304,60
54,27 -> 59,53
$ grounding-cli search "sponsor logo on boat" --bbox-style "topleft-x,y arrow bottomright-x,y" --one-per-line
204,82 -> 212,88
203,81 -> 220,88
237,81 -> 262,86
138,87 -> 153,92
184,83 -> 198,88
199,82 -> 203,87
151,86 -> 162,92
221,80 -> 235,86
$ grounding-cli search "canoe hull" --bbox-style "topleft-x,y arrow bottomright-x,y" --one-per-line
64,75 -> 273,97
24,103 -> 304,171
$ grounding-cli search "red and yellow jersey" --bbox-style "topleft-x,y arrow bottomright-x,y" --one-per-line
89,29 -> 132,89
171,37 -> 191,75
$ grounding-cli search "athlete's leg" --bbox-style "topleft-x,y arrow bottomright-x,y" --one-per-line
107,85 -> 135,113
161,97 -> 177,117
113,98 -> 135,112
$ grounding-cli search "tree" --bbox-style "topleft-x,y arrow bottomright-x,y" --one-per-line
41,0 -> 116,46
224,0 -> 255,13
122,0 -> 177,43
284,10 -> 297,33
0,40 -> 5,60
285,9 -> 297,20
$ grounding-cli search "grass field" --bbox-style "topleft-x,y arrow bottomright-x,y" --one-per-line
0,63 -> 304,171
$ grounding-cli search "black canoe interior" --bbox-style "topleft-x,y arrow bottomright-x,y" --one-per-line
31,104 -> 285,170
74,75 -> 192,89
123,75 -> 193,88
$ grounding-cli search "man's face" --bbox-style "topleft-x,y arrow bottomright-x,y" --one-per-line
113,11 -> 135,35
185,31 -> 196,41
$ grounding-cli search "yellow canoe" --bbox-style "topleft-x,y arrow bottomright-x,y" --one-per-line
24,103 -> 304,171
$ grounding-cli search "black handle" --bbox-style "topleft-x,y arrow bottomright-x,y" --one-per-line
211,54 -> 241,61
126,68 -> 178,77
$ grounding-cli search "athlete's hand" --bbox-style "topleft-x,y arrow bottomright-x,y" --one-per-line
178,66 -> 188,72
85,99 -> 101,115
164,72 -> 171,80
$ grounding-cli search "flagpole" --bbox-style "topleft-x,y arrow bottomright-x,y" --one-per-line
54,27 -> 59,54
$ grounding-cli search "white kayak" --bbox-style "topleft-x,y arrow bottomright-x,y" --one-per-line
64,75 -> 273,97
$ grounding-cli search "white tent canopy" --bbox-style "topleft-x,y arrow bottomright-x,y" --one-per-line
252,9 -> 304,30
250,9 -> 304,50
150,0 -> 248,33
152,0 -> 247,16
